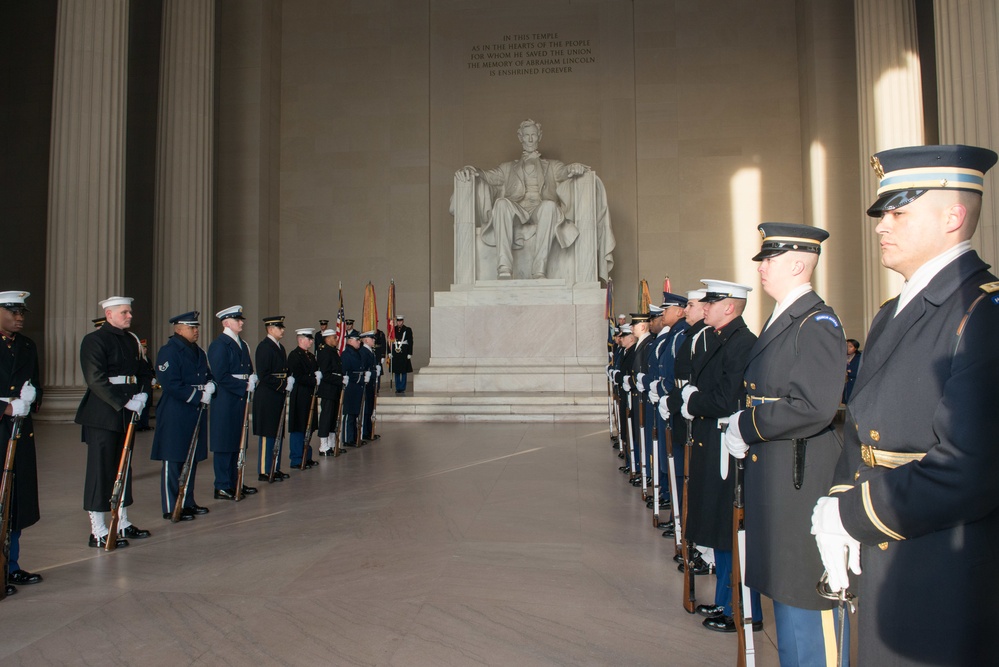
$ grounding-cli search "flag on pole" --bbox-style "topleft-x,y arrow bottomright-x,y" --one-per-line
663,275 -> 672,299
362,282 -> 378,333
605,278 -> 615,352
386,280 -> 396,344
639,279 -> 651,313
335,282 -> 347,353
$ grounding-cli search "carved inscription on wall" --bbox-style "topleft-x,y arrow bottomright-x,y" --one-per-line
466,32 -> 596,76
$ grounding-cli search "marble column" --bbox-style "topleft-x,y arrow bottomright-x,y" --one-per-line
934,0 -> 999,266
854,0 -> 925,327
42,0 -> 129,418
152,0 -> 215,339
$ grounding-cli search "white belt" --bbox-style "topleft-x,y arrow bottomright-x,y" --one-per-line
108,375 -> 137,385
231,374 -> 249,380
0,397 -> 9,403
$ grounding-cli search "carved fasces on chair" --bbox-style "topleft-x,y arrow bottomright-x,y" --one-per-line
450,170 -> 614,285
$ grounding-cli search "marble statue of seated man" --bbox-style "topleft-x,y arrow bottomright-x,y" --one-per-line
454,118 -> 591,279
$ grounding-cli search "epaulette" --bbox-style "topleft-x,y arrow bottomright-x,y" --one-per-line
879,297 -> 894,309
979,281 -> 999,294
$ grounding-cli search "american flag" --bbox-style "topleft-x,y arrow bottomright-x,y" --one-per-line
335,282 -> 347,353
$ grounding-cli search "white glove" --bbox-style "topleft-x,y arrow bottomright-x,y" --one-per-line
622,376 -> 632,392
315,371 -> 323,383
364,371 -> 371,382
203,381 -> 216,396
375,365 -> 382,377
124,392 -> 147,413
658,399 -> 671,421
649,380 -> 660,403
343,375 -> 349,387
606,366 -> 613,380
9,398 -> 29,418
723,412 -> 749,459
286,376 -> 295,393
680,384 -> 697,420
407,354 -> 412,360
636,373 -> 646,392
200,390 -> 213,405
811,496 -> 862,593
246,374 -> 258,392
19,381 -> 37,405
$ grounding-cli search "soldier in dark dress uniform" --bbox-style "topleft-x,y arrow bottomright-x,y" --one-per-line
150,311 -> 213,520
287,327 -> 320,468
340,331 -> 365,446
610,325 -> 635,474
390,316 -> 414,393
359,331 -> 379,441
721,224 -> 846,664
813,145 -> 999,665
75,296 -> 153,548
0,291 -> 43,596
207,305 -> 257,500
253,316 -> 291,481
626,314 -> 652,483
667,280 -> 762,632
316,328 -> 343,455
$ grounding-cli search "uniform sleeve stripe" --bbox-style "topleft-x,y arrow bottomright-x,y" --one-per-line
829,485 -> 853,494
750,407 -> 766,441
862,481 -> 905,541
186,387 -> 197,403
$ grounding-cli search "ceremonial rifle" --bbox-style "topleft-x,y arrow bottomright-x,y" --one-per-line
664,425 -> 683,552
332,383 -> 346,456
731,455 -> 756,666
234,389 -> 253,501
357,373 -> 368,444
269,391 -> 290,483
651,410 -> 661,527
106,411 -> 140,551
0,416 -> 24,599
625,388 -> 637,481
681,416 -> 696,613
299,385 -> 319,470
171,403 -> 207,523
637,386 -> 649,498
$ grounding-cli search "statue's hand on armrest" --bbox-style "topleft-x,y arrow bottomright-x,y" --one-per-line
567,163 -> 590,177
455,166 -> 479,182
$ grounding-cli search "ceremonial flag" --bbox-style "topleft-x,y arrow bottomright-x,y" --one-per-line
663,275 -> 672,299
639,279 -> 651,313
386,280 -> 396,344
605,278 -> 615,353
335,282 -> 347,353
362,282 -> 378,333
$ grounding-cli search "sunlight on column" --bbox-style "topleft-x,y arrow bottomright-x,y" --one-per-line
809,141 -> 828,299
730,167 -> 764,332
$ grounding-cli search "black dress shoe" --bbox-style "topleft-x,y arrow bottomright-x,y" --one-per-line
618,465 -> 629,472
319,449 -> 336,456
241,485 -> 257,495
214,488 -> 236,500
677,556 -> 712,575
189,505 -> 210,515
370,434 -> 381,441
119,525 -> 151,539
163,512 -> 195,521
673,553 -> 684,564
8,569 -> 43,585
273,470 -> 290,479
696,604 -> 725,618
305,459 -> 318,468
703,615 -> 736,633
89,533 -> 129,548
5,584 -> 15,596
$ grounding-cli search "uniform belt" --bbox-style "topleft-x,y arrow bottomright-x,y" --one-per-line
271,373 -> 287,379
108,375 -> 137,385
746,395 -> 780,407
231,374 -> 249,380
860,444 -> 925,469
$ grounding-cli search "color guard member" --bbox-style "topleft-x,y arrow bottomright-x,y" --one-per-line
288,327 -> 321,468
253,315 -> 291,481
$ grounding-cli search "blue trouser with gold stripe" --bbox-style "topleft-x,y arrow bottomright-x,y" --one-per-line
773,600 -> 851,667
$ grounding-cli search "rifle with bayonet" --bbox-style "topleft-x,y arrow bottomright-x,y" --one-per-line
299,385 -> 319,470
731,455 -> 755,666
269,391 -> 289,483
0,415 -> 24,598
234,389 -> 253,501
106,412 -> 140,551
681,416 -> 696,614
171,404 -> 207,523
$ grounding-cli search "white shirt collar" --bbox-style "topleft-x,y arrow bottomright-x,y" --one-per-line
267,334 -> 282,346
223,327 -> 241,344
765,283 -> 813,330
895,241 -> 973,316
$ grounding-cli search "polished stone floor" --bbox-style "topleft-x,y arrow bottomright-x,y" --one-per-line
1,421 -> 784,666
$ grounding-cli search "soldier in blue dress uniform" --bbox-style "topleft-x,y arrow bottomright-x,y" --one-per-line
287,327 -> 321,468
359,331 -> 379,442
812,144 -> 999,665
207,305 -> 257,500
340,331 -> 365,446
253,316 -> 291,481
150,311 -> 214,520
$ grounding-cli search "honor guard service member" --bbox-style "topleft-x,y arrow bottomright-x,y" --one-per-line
253,315 -> 291,481
722,224 -> 847,665
316,327 -> 343,456
610,324 -> 636,473
359,330 -> 379,442
391,316 -> 414,394
670,280 -> 762,632
627,313 -> 652,483
151,311 -> 214,520
288,327 -> 321,469
636,306 -> 662,490
812,144 -> 999,665
207,305 -> 258,500
75,296 -> 153,549
339,330 -> 365,446
0,291 -> 43,595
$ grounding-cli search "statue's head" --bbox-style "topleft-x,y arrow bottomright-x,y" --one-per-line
517,119 -> 542,152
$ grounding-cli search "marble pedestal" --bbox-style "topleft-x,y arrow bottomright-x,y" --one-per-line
414,280 -> 608,394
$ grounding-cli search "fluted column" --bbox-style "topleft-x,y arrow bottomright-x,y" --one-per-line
152,0 -> 215,339
855,0 -> 924,327
934,0 -> 999,266
43,0 -> 129,411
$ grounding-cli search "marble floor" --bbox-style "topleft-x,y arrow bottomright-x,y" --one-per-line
1,421 -> 785,666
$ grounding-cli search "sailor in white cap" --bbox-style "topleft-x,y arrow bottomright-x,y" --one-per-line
74,296 -> 153,548
0,291 -> 43,595
287,328 -> 320,469
316,327 -> 343,455
207,305 -> 257,500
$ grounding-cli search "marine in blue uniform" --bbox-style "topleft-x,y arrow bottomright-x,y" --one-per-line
150,311 -> 213,520
813,144 -> 999,665
75,296 -> 153,548
287,327 -> 320,468
359,331 -> 379,441
252,316 -> 291,481
206,305 -> 257,500
722,224 -> 847,664
0,291 -> 43,596
339,331 -> 365,446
